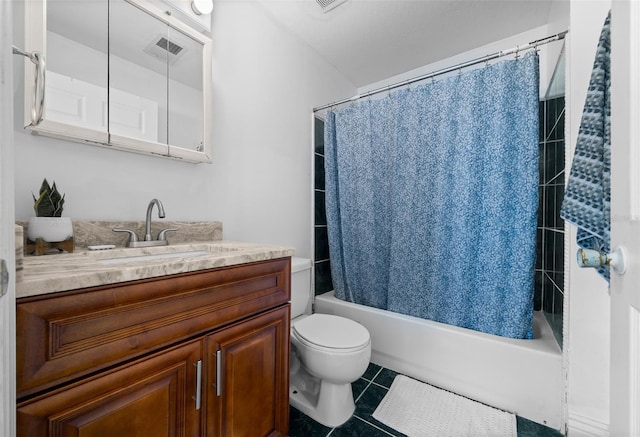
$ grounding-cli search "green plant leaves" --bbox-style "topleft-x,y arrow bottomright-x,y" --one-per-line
32,178 -> 65,217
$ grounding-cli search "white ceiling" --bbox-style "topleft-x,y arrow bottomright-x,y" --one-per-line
257,0 -> 555,88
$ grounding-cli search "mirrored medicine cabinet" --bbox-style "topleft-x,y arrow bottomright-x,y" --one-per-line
21,0 -> 213,163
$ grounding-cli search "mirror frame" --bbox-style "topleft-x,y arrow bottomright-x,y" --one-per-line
23,0 -> 213,164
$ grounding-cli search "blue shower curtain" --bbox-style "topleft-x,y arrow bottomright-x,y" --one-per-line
325,52 -> 539,339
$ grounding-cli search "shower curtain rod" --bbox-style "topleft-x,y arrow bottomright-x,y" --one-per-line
313,30 -> 568,112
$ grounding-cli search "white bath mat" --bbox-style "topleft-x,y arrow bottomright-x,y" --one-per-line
372,375 -> 517,437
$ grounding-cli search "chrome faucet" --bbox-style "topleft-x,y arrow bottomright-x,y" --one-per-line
145,199 -> 165,241
113,199 -> 177,247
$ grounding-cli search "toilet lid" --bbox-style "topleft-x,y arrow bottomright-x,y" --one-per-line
293,314 -> 370,349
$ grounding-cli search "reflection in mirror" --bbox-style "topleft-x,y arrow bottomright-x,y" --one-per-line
168,26 -> 204,152
109,0 -> 167,146
45,0 -> 108,131
25,0 -> 212,162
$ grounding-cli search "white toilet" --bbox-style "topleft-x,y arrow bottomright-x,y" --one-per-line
289,258 -> 371,427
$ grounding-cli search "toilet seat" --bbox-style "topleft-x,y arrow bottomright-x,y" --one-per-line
292,314 -> 370,352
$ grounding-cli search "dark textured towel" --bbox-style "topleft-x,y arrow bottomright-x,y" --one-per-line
561,11 -> 611,281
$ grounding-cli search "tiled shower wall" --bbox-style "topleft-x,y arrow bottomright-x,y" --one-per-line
536,96 -> 565,348
313,97 -> 566,348
314,118 -> 333,296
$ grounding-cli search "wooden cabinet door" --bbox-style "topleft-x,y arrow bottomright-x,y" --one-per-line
206,306 -> 290,437
17,340 -> 203,437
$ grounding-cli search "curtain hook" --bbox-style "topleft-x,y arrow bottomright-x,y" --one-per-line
515,45 -> 520,60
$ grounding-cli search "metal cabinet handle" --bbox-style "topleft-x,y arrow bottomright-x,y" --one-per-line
194,360 -> 202,410
12,46 -> 46,126
32,51 -> 45,125
215,350 -> 222,397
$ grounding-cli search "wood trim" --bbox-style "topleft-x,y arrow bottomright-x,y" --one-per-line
17,258 -> 290,399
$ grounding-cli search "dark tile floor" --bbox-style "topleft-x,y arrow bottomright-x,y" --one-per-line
289,362 -> 563,437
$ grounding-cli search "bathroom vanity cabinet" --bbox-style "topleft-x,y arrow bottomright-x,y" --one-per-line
16,258 -> 291,436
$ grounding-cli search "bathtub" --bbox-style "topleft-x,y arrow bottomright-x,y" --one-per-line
314,291 -> 563,430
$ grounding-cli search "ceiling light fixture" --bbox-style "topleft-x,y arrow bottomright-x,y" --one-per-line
191,0 -> 213,16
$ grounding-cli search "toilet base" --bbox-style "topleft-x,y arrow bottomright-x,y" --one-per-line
290,365 -> 355,427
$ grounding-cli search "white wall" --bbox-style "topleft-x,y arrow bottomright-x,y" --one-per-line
565,2 -> 612,436
357,17 -> 568,100
205,1 -> 354,257
12,0 -> 355,258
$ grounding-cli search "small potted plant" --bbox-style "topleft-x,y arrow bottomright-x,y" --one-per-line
27,179 -> 73,243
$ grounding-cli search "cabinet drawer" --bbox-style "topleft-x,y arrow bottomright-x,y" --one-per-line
17,258 -> 291,399
18,339 -> 203,437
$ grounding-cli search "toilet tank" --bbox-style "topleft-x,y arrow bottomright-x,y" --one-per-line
290,257 -> 312,318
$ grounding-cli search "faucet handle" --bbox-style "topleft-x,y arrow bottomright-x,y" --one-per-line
157,228 -> 178,241
112,228 -> 139,245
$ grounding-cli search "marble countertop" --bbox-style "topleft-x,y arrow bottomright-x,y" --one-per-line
17,241 -> 295,299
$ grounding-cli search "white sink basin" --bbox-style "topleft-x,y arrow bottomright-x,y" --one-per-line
97,243 -> 240,265
99,250 -> 211,265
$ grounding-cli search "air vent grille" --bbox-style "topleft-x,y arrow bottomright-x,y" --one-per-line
143,34 -> 187,66
315,0 -> 348,13
156,37 -> 183,56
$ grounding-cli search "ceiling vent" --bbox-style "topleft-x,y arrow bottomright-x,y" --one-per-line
143,35 -> 187,65
157,37 -> 183,56
315,0 -> 348,13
